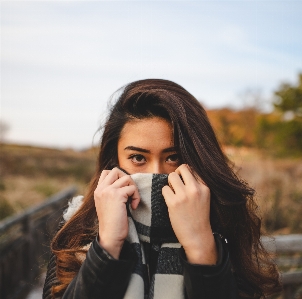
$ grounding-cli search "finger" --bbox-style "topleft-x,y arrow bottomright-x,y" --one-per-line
162,185 -> 176,204
119,185 -> 141,209
175,165 -> 208,193
111,174 -> 134,188
102,167 -> 128,187
168,172 -> 185,194
98,170 -> 111,184
174,164 -> 197,187
112,175 -> 141,204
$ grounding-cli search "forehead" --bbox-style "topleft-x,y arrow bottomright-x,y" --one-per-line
118,117 -> 174,149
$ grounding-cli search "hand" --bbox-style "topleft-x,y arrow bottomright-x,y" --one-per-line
162,164 -> 217,265
94,167 -> 140,259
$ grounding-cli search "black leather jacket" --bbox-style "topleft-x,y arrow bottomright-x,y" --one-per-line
43,233 -> 238,299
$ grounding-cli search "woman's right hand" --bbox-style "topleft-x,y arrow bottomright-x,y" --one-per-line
94,167 -> 140,259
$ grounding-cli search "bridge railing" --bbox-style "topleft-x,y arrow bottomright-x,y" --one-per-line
0,186 -> 77,299
262,234 -> 302,299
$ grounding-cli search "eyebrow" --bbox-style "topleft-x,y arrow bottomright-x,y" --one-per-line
124,146 -> 177,153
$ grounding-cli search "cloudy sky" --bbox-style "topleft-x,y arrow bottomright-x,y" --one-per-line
1,0 -> 302,149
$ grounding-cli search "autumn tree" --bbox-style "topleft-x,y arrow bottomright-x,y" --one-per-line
268,73 -> 302,155
274,73 -> 302,119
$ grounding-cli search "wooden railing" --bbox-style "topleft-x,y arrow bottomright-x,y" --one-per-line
0,187 -> 77,299
262,234 -> 302,299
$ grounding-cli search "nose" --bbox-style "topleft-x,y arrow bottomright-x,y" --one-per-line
148,161 -> 165,174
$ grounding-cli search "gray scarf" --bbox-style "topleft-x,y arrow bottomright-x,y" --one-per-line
123,173 -> 184,299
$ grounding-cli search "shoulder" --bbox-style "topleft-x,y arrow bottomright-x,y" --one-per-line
63,195 -> 84,222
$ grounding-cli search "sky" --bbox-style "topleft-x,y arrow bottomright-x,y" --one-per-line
1,0 -> 302,149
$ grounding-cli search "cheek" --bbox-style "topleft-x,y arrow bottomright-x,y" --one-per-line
117,153 -> 126,168
117,154 -> 135,174
165,165 -> 179,174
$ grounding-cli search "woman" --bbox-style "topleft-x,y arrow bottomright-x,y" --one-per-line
43,79 -> 281,299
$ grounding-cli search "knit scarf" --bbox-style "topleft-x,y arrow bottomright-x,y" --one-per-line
124,173 -> 184,299
65,173 -> 185,299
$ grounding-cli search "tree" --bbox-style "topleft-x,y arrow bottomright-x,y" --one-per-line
274,73 -> 302,118
266,73 -> 302,156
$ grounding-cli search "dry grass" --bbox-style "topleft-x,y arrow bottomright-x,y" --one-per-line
225,147 -> 302,234
0,143 -> 97,219
1,176 -> 88,213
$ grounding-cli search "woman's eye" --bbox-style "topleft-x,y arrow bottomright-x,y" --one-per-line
129,154 -> 146,164
166,154 -> 179,163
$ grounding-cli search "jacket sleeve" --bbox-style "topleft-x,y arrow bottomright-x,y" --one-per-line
43,238 -> 136,299
179,234 -> 238,299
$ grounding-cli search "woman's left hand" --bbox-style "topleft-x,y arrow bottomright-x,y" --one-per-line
162,164 -> 217,265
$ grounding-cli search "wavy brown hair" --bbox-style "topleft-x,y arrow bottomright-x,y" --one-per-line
51,79 -> 281,298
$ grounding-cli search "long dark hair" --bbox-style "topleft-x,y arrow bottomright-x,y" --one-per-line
51,79 -> 281,298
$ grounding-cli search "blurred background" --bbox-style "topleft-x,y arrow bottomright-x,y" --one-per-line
1,1 -> 302,298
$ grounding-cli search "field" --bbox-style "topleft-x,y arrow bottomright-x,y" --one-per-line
1,143 -> 302,234
0,143 -> 97,219
224,147 -> 302,234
